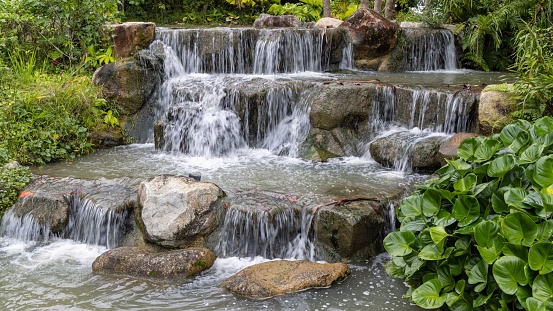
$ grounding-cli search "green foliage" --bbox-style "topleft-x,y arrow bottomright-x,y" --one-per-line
511,24 -> 553,122
330,0 -> 359,20
385,116 -> 553,310
0,0 -> 119,67
0,53 -> 114,165
85,46 -> 116,68
0,165 -> 32,218
268,0 -> 323,21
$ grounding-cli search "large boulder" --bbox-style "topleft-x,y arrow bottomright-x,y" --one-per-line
136,175 -> 225,248
370,131 -> 448,171
253,14 -> 301,28
437,132 -> 480,165
341,9 -> 399,64
221,260 -> 350,299
92,247 -> 216,279
478,85 -> 515,135
106,22 -> 156,59
92,55 -> 160,115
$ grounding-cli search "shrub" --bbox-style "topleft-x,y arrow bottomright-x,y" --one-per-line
0,165 -> 32,218
385,116 -> 553,310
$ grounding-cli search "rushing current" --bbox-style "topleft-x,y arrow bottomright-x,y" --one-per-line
0,25 -> 507,310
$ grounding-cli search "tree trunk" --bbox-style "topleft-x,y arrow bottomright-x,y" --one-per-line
360,0 -> 370,9
384,0 -> 396,19
323,0 -> 331,17
373,0 -> 382,13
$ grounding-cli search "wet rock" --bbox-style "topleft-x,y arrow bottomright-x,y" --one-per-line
253,14 -> 301,28
221,260 -> 350,299
341,9 -> 399,63
92,57 -> 160,115
437,132 -> 480,165
137,175 -> 225,248
315,18 -> 344,28
478,85 -> 515,135
153,120 -> 166,150
299,127 -> 359,161
316,200 -> 387,261
90,129 -> 126,148
92,246 -> 216,279
106,22 -> 156,58
370,131 -> 448,171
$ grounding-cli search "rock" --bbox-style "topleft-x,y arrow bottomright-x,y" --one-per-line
478,85 -> 515,135
315,200 -> 387,261
253,14 -> 301,28
137,175 -> 225,248
341,9 -> 399,61
315,18 -> 344,28
92,246 -> 216,279
106,22 -> 156,59
299,127 -> 359,161
221,260 -> 350,299
437,132 -> 480,165
153,120 -> 166,150
90,129 -> 126,148
92,57 -> 159,115
370,131 -> 447,172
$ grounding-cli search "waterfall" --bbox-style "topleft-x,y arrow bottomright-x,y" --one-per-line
0,191 -> 129,248
217,207 -> 315,260
402,28 -> 458,71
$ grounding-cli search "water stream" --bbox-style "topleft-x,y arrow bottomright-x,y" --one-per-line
0,26 -> 510,310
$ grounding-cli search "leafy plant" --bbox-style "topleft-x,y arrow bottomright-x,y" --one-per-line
268,0 -> 323,21
0,165 -> 32,218
385,116 -> 553,310
85,46 -> 115,67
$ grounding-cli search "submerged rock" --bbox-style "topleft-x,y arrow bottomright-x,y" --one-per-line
137,175 -> 225,248
221,260 -> 350,299
92,246 -> 216,279
253,14 -> 301,28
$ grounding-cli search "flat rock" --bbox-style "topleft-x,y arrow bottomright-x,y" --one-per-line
221,260 -> 350,299
253,14 -> 301,28
92,246 -> 216,279
315,18 -> 344,28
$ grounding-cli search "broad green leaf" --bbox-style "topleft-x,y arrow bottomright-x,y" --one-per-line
492,188 -> 510,213
501,122 -> 529,145
400,217 -> 426,232
457,138 -> 480,160
505,187 -> 530,209
454,173 -> 477,193
540,187 -> 553,218
419,244 -> 453,260
430,227 -> 449,244
474,221 -> 501,248
473,292 -> 493,308
487,154 -> 516,178
384,231 -> 416,256
534,116 -> 553,137
474,139 -> 500,162
538,220 -> 553,242
454,236 -> 471,256
525,297 -> 553,311
434,209 -> 457,227
449,158 -> 472,172
477,237 -> 504,264
404,257 -> 425,278
385,260 -> 405,278
492,256 -> 528,295
520,142 -> 545,164
422,189 -> 441,217
437,265 -> 455,292
517,285 -> 533,309
502,212 -> 538,246
535,156 -> 553,188
529,243 -> 553,274
533,274 -> 553,302
504,243 -> 529,261
412,279 -> 446,309
509,131 -> 530,154
452,195 -> 480,227
446,292 -> 473,311
455,219 -> 483,235
401,194 -> 423,217
468,259 -> 488,292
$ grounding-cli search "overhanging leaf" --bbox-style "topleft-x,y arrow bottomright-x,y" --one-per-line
454,173 -> 477,193
412,279 -> 447,309
430,227 -> 449,244
492,255 -> 528,295
452,195 -> 480,227
534,116 -> 553,137
502,212 -> 538,246
401,194 -> 423,217
384,231 -> 416,256
520,142 -> 545,164
457,138 -> 480,161
487,154 -> 516,178
474,139 -> 500,163
422,189 -> 441,217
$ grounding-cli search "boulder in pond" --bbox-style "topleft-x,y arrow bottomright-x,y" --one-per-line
106,22 -> 156,59
341,9 -> 399,61
253,14 -> 301,28
370,131 -> 448,172
221,260 -> 350,299
437,132 -> 480,165
92,246 -> 216,279
478,85 -> 515,135
136,175 -> 225,249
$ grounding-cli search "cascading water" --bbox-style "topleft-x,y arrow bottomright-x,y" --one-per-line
402,27 -> 458,71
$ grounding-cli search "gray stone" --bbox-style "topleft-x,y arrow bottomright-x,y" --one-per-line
478,85 -> 515,135
153,120 -> 166,150
298,127 -> 359,161
221,260 -> 350,299
253,14 -> 301,28
92,246 -> 216,279
137,175 -> 225,248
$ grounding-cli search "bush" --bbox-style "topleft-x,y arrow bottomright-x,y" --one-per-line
0,165 -> 32,218
385,116 -> 553,310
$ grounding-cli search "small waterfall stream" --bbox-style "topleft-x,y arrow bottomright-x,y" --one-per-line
402,27 -> 458,71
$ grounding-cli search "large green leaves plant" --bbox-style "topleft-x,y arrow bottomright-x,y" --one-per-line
385,116 -> 553,310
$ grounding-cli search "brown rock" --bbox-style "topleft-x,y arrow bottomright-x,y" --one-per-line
92,247 -> 216,279
478,85 -> 515,135
107,22 -> 156,59
341,9 -> 399,59
315,18 -> 344,28
437,132 -> 480,165
221,260 -> 350,299
253,14 -> 301,28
